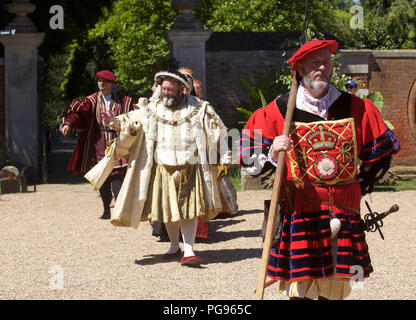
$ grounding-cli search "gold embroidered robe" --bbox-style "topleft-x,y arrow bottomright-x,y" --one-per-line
85,95 -> 231,228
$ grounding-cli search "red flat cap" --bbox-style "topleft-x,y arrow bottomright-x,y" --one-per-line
96,70 -> 116,82
288,40 -> 338,72
193,79 -> 204,88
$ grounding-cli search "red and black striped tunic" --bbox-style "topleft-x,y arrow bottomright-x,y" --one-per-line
238,91 -> 400,281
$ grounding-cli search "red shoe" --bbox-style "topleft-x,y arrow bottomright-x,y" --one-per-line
162,248 -> 181,260
180,255 -> 203,266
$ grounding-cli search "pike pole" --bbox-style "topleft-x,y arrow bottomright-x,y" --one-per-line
255,72 -> 299,300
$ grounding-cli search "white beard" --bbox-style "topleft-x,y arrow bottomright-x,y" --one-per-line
303,70 -> 332,97
310,79 -> 329,92
162,96 -> 175,108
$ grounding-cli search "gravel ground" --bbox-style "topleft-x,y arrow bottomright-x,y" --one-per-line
0,183 -> 415,300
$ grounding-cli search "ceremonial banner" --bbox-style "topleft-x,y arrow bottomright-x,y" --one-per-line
286,118 -> 357,185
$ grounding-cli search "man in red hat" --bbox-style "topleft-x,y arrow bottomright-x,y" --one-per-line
239,40 -> 400,299
61,70 -> 138,219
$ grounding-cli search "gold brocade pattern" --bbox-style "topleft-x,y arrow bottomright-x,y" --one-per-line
287,118 -> 358,185
84,99 -> 229,229
142,163 -> 215,223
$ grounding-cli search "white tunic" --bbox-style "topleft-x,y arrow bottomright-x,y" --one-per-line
152,99 -> 200,166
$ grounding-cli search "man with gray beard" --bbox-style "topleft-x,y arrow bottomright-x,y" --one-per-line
161,81 -> 183,108
85,70 -> 231,267
239,40 -> 400,299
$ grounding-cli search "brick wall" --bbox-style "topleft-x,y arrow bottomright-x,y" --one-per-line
206,50 -> 286,127
339,50 -> 416,165
205,31 -> 301,128
0,58 -> 4,145
368,52 -> 416,165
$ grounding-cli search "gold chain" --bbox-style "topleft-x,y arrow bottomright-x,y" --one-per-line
144,100 -> 202,126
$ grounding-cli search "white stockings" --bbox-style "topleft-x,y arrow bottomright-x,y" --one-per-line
164,218 -> 197,257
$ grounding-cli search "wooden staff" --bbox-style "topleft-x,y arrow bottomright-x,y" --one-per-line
255,72 -> 299,300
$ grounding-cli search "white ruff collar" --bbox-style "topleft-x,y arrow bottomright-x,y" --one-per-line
296,81 -> 341,120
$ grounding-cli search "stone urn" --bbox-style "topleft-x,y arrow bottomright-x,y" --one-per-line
6,0 -> 37,32
7,0 -> 36,16
171,0 -> 203,30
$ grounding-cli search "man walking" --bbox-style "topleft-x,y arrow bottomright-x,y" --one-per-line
61,70 -> 137,219
85,70 -> 231,266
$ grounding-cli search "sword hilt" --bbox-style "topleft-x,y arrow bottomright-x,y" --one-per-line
362,202 -> 400,240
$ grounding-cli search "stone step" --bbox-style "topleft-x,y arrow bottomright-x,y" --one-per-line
390,166 -> 416,175
396,174 -> 416,180
390,166 -> 416,180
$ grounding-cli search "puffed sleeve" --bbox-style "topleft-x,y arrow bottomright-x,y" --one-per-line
360,98 -> 400,164
84,110 -> 143,190
109,110 -> 143,159
204,103 -> 232,165
65,97 -> 94,130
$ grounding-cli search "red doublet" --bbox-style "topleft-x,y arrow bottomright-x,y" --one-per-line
65,92 -> 136,176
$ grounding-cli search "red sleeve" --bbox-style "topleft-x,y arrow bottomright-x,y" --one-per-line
243,101 -> 281,139
360,98 -> 400,163
65,97 -> 94,130
361,99 -> 386,144
130,103 -> 140,110
237,101 -> 281,165
121,95 -> 138,112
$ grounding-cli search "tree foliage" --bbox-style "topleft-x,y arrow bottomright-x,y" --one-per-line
93,0 -> 179,97
384,0 -> 416,48
341,0 -> 416,49
196,0 -> 344,37
0,0 -> 115,58
3,0 -> 415,133
61,0 -> 346,99
0,0 -> 115,133
61,37 -> 114,99
61,0 -> 178,99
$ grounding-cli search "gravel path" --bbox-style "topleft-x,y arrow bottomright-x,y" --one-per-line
0,183 -> 415,300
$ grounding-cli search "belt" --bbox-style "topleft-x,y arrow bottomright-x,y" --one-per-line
287,180 -> 360,214
293,178 -> 356,188
100,128 -> 116,133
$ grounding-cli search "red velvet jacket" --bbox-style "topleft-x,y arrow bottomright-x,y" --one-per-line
64,92 -> 137,176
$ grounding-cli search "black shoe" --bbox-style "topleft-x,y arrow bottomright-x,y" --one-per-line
152,222 -> 170,242
100,209 -> 111,220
